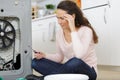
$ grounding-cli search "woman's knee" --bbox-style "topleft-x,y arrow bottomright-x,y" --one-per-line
68,57 -> 83,64
65,57 -> 83,68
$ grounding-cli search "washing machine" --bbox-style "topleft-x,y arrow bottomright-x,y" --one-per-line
0,0 -> 32,80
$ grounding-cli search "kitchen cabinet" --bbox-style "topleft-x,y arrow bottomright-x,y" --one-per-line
83,0 -> 120,66
32,0 -> 120,66
32,14 -> 60,54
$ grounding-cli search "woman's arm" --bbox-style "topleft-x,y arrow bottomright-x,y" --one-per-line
71,27 -> 93,58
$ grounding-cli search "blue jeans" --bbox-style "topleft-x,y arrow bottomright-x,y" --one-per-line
32,57 -> 97,80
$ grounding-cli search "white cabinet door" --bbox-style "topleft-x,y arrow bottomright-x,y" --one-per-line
83,0 -> 120,66
32,15 -> 59,54
83,7 -> 109,65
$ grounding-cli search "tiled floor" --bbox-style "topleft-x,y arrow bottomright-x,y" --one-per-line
97,65 -> 120,80
33,67 -> 120,80
97,70 -> 120,80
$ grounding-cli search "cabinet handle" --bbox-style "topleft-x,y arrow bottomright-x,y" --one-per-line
49,22 -> 56,41
42,31 -> 45,42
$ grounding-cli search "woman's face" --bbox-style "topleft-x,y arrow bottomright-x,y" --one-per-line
56,9 -> 69,30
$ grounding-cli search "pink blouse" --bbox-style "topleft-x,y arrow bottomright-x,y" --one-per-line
45,26 -> 97,73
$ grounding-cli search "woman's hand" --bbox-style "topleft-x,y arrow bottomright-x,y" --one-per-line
34,51 -> 45,59
64,14 -> 76,32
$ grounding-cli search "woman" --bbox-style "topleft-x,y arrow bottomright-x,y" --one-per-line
31,0 -> 98,80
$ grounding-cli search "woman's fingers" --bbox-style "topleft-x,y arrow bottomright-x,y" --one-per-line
34,52 -> 44,59
64,14 -> 76,31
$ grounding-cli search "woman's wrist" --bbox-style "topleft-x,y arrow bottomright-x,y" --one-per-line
70,26 -> 76,32
42,53 -> 46,58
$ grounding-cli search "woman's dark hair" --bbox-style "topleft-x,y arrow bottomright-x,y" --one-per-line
57,0 -> 98,43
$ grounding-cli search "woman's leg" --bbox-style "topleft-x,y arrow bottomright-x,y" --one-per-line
51,57 -> 97,80
32,58 -> 62,75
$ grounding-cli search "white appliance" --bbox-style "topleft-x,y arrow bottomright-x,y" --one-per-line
0,0 -> 32,80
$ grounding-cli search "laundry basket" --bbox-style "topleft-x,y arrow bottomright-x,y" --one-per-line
44,74 -> 89,80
